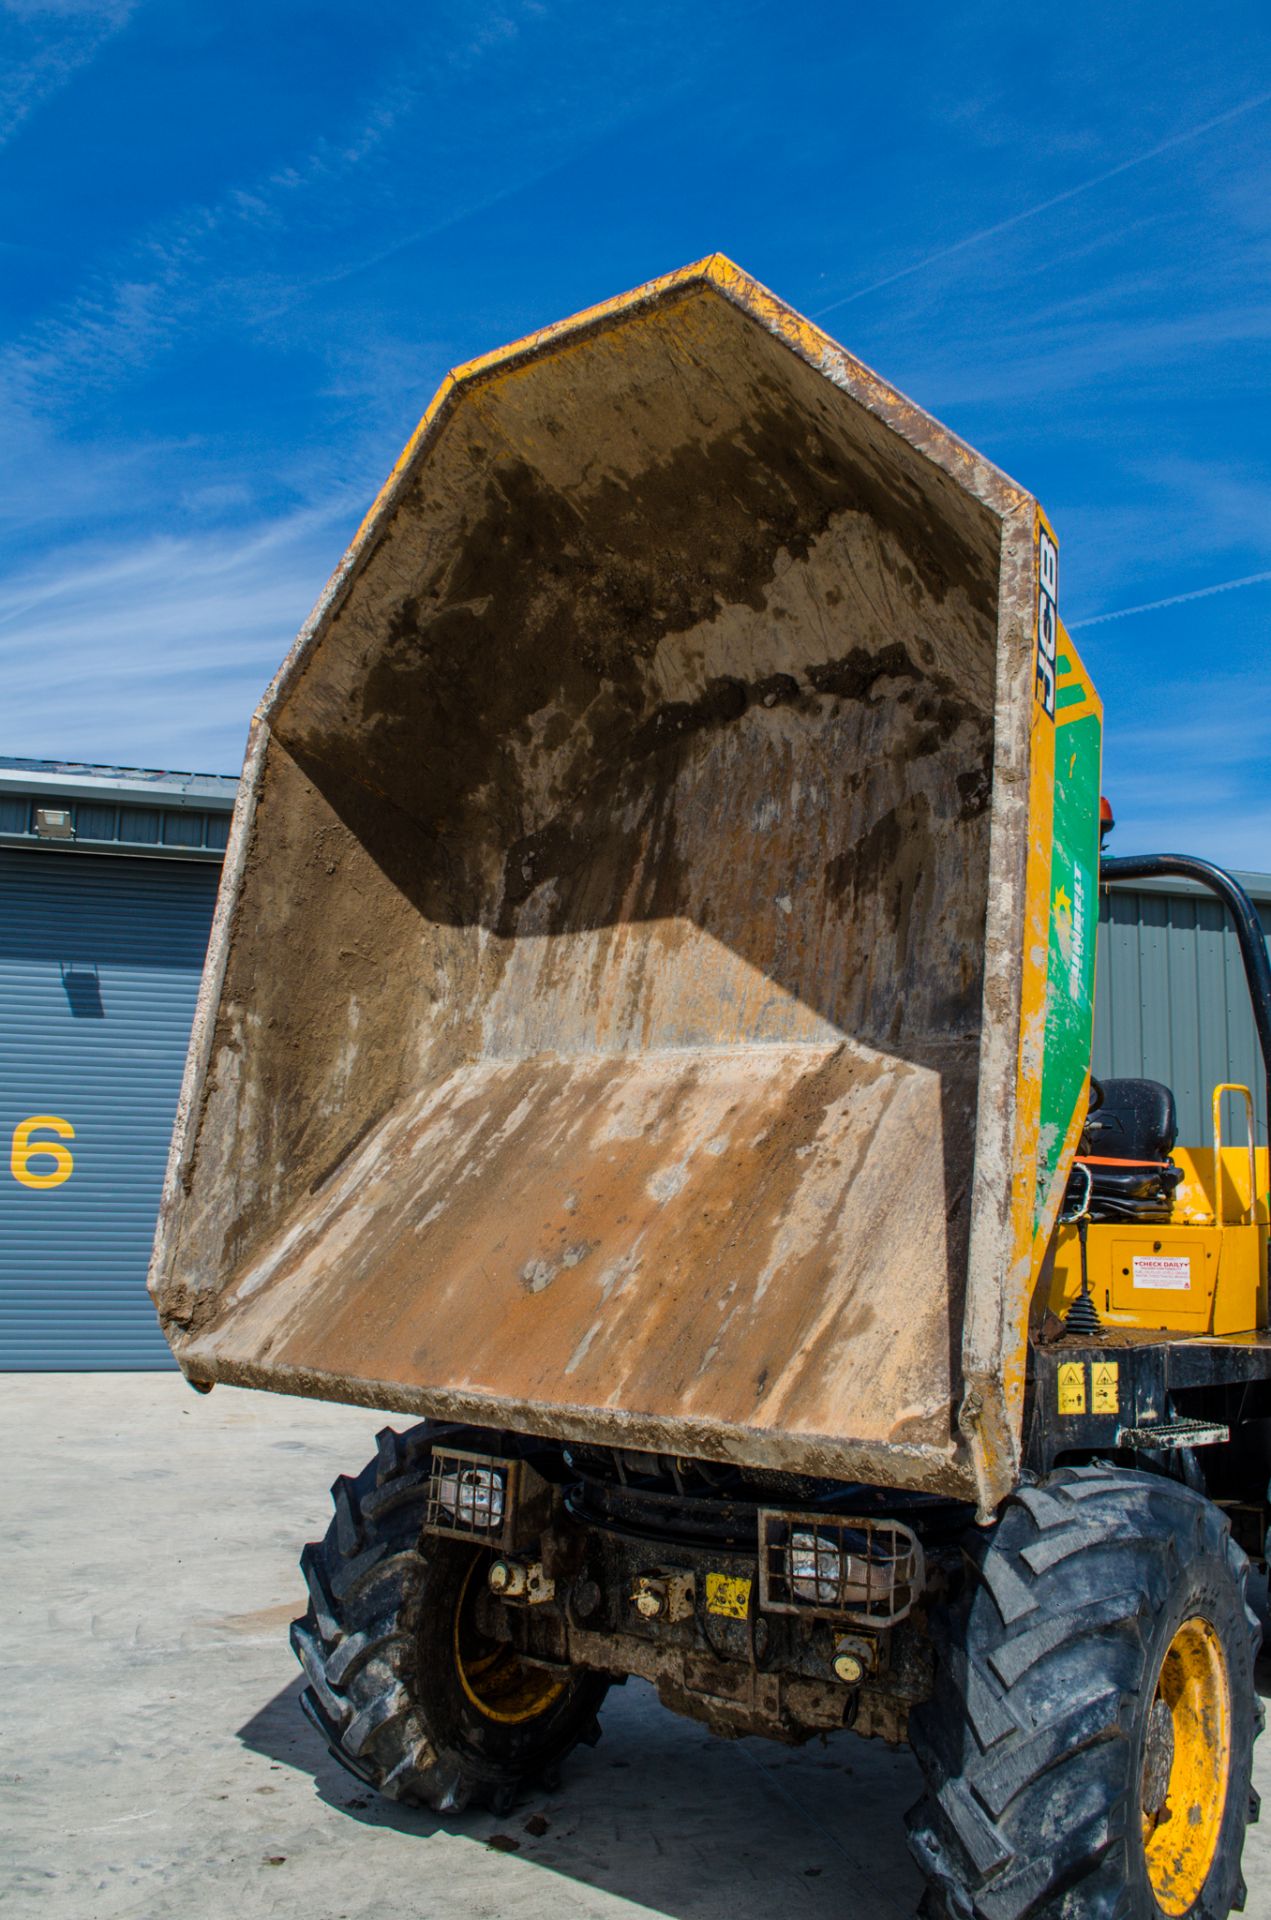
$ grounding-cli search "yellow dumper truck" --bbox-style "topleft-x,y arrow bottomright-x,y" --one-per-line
150,258 -> 1270,1918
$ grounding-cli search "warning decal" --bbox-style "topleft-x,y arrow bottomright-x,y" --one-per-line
1058,1362 -> 1086,1415
1133,1256 -> 1191,1292
1091,1362 -> 1120,1415
705,1573 -> 752,1619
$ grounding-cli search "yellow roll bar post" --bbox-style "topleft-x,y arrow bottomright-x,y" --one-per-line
1212,1083 -> 1257,1226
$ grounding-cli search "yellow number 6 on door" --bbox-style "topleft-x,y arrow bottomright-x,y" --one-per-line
11,1115 -> 75,1189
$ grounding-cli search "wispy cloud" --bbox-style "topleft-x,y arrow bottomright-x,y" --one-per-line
1113,801 -> 1271,872
0,7 -> 550,416
0,0 -> 721,422
812,88 -> 1271,318
0,86 -> 414,415
1111,674 -> 1271,764
1070,570 -> 1271,630
1099,670 -> 1271,868
0,500 -> 355,770
916,301 -> 1271,419
1044,456 -> 1271,624
0,0 -> 136,154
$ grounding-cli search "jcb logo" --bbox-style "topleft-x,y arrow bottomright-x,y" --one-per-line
1035,525 -> 1058,719
10,1115 -> 75,1190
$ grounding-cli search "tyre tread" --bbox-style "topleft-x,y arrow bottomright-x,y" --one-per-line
291,1419 -> 607,1812
907,1466 -> 1260,1919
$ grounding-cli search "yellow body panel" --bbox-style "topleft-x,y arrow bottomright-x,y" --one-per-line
1048,1146 -> 1269,1334
1173,1143 -> 1270,1228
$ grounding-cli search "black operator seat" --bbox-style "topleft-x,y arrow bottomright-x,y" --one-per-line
1086,1077 -> 1178,1160
1077,1077 -> 1183,1222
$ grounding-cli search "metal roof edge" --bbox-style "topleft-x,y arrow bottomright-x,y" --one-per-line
0,759 -> 239,811
1104,867 -> 1271,905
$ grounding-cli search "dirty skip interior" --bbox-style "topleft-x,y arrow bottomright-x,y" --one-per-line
160,282 -> 1006,1486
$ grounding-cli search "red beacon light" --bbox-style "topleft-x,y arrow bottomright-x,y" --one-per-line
1099,795 -> 1115,847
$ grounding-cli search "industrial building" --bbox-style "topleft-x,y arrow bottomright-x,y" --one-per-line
1,758 -> 236,1367
0,751 -> 1266,1368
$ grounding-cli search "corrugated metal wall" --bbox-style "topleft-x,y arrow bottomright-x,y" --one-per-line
1093,883 -> 1271,1148
0,850 -> 219,1368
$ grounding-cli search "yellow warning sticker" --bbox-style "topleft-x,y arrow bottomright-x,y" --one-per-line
1091,1361 -> 1120,1415
705,1573 -> 752,1619
1058,1362 -> 1086,1415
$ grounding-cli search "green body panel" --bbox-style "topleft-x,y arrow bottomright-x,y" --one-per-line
1034,666 -> 1102,1231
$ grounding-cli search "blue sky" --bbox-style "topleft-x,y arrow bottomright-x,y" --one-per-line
1,1 -> 1268,868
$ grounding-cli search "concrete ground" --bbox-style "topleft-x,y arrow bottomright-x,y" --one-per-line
4,1378 -> 1269,1920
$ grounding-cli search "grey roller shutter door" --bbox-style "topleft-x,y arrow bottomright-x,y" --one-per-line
0,849 -> 219,1367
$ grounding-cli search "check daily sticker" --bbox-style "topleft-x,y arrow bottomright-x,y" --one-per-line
1132,1256 -> 1191,1291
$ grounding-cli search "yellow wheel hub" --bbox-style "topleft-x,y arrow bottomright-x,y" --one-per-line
1140,1615 -> 1232,1914
453,1556 -> 567,1725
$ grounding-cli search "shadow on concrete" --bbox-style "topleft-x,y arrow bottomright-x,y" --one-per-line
239,1675 -> 439,1839
238,1673 -> 924,1919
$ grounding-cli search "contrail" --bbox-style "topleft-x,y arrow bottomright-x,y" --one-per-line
1068,570 -> 1271,630
812,89 -> 1271,319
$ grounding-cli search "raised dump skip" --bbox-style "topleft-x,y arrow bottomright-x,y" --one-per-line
151,258 -> 1083,1507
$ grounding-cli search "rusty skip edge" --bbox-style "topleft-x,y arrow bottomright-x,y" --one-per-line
957,503 -> 1041,1518
149,255 -> 1047,1517
180,1349 -> 978,1502
253,253 -> 1032,754
147,712 -> 269,1310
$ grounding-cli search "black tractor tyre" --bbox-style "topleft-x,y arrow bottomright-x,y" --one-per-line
907,1466 -> 1263,1920
291,1420 -> 609,1813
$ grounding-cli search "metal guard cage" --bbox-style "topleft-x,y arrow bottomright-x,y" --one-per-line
757,1510 -> 925,1625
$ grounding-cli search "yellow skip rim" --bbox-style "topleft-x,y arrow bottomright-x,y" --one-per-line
1141,1615 -> 1232,1914
453,1555 -> 567,1726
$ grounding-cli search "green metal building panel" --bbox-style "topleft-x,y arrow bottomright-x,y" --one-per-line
1092,881 -> 1271,1147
